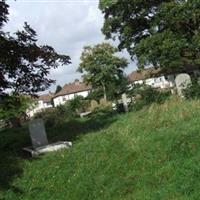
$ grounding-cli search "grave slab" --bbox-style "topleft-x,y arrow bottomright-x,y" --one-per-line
23,119 -> 72,156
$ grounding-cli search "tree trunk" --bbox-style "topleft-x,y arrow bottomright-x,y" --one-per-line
9,117 -> 21,128
102,82 -> 107,102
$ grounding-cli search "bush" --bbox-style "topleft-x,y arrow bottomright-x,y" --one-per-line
34,96 -> 90,127
183,78 -> 200,99
34,107 -> 63,127
65,96 -> 90,115
89,104 -> 114,119
86,89 -> 104,102
129,84 -> 171,111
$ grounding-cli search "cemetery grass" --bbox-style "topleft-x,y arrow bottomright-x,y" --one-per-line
1,97 -> 200,199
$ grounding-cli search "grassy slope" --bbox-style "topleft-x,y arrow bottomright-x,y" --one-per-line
1,97 -> 200,199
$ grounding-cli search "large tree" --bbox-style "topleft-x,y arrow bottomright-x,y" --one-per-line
0,0 -> 71,123
78,43 -> 128,101
99,0 -> 200,72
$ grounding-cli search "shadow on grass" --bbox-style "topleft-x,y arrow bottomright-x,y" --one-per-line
0,112 -> 117,193
47,111 -> 118,142
0,126 -> 30,194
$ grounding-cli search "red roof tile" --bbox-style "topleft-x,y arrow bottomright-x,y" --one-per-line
39,93 -> 53,103
54,80 -> 91,98
128,68 -> 161,82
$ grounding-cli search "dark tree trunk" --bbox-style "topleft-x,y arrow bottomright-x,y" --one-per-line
9,117 -> 21,128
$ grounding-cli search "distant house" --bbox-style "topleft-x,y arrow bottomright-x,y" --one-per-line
128,66 -> 200,90
128,68 -> 175,89
37,93 -> 53,109
27,93 -> 53,117
53,79 -> 91,107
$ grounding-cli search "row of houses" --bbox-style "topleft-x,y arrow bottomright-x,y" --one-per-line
28,67 -> 199,117
128,65 -> 200,89
128,68 -> 175,89
27,80 -> 91,117
53,79 -> 91,107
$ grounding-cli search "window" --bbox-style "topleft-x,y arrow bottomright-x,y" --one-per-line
155,77 -> 162,83
46,102 -> 52,106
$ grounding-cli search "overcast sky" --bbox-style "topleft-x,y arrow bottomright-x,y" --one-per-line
5,0 -> 136,93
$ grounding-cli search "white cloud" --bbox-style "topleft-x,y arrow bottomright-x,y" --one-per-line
4,0 -> 136,93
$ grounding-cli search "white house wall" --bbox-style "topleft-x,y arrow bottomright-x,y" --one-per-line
131,75 -> 175,89
53,90 -> 90,107
27,100 -> 53,117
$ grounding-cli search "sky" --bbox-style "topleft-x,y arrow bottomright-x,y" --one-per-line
5,0 -> 137,93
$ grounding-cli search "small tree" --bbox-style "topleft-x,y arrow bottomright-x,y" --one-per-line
55,85 -> 62,94
78,43 -> 128,101
65,96 -> 89,115
0,94 -> 33,127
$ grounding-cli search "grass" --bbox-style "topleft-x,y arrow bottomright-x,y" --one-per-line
1,97 -> 200,199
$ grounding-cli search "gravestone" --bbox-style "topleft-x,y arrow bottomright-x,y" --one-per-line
90,100 -> 98,110
99,98 -> 107,106
122,93 -> 129,112
24,118 -> 72,156
28,119 -> 48,149
175,73 -> 191,96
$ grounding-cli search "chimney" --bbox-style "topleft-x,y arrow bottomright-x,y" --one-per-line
74,79 -> 80,85
49,91 -> 54,96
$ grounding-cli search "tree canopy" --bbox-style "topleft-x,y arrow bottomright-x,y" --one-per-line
0,94 -> 33,122
99,0 -> 200,72
78,43 -> 128,101
0,0 -> 71,123
0,0 -> 71,96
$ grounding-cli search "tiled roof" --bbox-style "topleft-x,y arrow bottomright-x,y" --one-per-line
128,68 -> 161,82
38,93 -> 53,103
128,65 -> 200,82
54,80 -> 91,98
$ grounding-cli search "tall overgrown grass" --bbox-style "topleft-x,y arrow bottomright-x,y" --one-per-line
1,97 -> 200,199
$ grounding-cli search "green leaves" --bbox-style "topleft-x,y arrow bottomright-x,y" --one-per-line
0,1 -> 71,96
135,30 -> 187,70
0,94 -> 33,120
78,43 -> 128,100
99,0 -> 200,71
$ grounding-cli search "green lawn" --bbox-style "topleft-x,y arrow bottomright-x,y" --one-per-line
1,97 -> 200,199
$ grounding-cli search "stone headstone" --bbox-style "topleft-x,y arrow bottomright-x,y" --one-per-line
99,98 -> 107,106
175,73 -> 191,96
28,119 -> 48,149
122,93 -> 129,112
90,100 -> 98,110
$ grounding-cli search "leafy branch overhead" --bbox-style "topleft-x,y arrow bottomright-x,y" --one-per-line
0,0 -> 71,123
78,43 -> 128,101
99,0 -> 200,72
0,0 -> 71,96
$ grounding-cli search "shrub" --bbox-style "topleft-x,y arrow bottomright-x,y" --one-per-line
33,108 -> 63,127
86,89 -> 104,102
0,94 -> 34,127
34,96 -> 90,127
89,104 -> 114,119
129,84 -> 171,111
65,96 -> 90,115
183,78 -> 200,99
